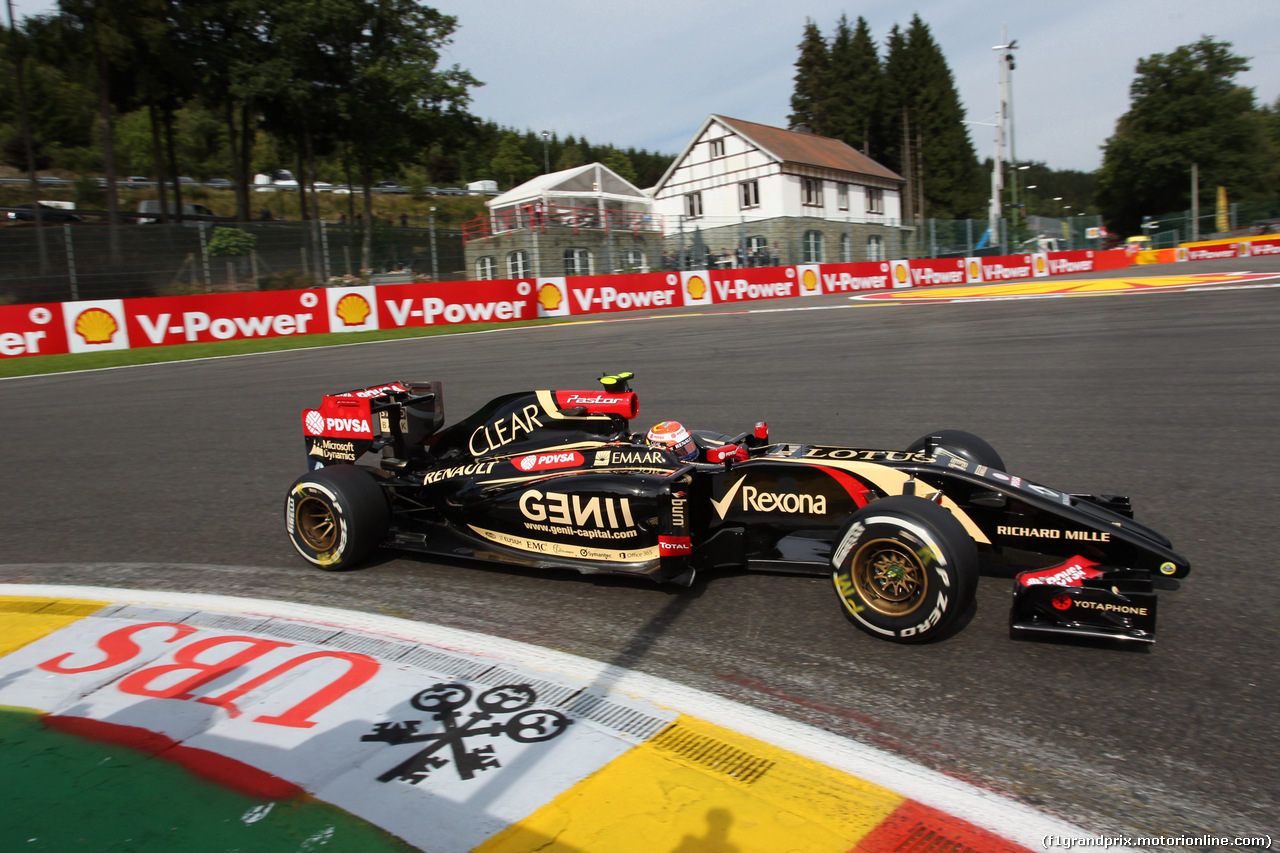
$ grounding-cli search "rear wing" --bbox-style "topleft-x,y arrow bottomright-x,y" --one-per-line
302,381 -> 443,470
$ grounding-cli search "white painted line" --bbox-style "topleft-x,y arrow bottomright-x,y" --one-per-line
1,581 -> 1122,851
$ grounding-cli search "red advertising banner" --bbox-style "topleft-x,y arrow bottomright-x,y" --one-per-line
560,272 -> 684,315
805,262 -> 895,295
1245,238 -> 1280,257
0,302 -> 68,358
1043,249 -> 1130,275
374,278 -> 536,328
977,255 -> 1037,281
0,249 -> 1137,360
1185,242 -> 1243,261
123,289 -> 331,348
905,257 -> 971,287
707,266 -> 803,303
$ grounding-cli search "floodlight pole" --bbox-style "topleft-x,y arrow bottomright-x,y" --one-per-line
991,26 -> 1018,252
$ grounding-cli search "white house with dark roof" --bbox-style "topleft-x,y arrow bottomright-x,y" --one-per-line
649,115 -> 907,265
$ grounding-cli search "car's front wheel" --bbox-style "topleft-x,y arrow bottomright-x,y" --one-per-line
830,496 -> 978,643
284,465 -> 390,570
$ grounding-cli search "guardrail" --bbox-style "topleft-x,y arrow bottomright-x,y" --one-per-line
0,249 -> 1132,359
0,177 -> 485,195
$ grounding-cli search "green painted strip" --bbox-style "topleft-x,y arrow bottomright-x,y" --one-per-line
0,707 -> 419,853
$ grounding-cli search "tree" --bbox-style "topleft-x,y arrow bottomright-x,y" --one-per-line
880,15 -> 984,219
821,15 -> 882,157
1096,37 -> 1274,235
788,19 -> 829,131
557,138 -> 586,171
491,131 -> 538,187
602,148 -> 637,184
57,0 -> 152,245
323,0 -> 479,267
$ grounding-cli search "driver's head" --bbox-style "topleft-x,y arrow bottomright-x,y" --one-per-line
646,421 -> 698,461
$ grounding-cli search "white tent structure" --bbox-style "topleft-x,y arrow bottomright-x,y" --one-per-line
485,163 -> 655,234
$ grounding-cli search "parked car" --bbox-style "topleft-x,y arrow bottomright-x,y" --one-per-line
6,203 -> 83,223
125,176 -> 150,184
136,200 -> 230,224
207,178 -> 233,189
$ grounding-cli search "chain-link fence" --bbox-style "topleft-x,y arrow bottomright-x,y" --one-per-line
13,199 -> 1277,306
1139,197 -> 1280,248
464,211 -> 1118,280
653,213 -> 1107,270
0,218 -> 466,305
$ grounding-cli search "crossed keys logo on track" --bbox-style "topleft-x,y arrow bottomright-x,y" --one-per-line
361,682 -> 572,783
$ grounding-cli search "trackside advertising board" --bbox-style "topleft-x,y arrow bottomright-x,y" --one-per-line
1,250 -> 1134,359
1243,237 -> 1280,257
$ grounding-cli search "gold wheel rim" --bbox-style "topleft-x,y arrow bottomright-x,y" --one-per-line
851,538 -> 927,617
296,496 -> 338,551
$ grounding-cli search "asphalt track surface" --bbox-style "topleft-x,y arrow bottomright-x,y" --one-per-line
3,256 -> 1278,848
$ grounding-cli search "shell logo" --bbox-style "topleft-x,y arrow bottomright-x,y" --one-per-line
801,268 -> 819,292
538,283 -> 562,311
894,264 -> 909,285
968,260 -> 980,280
335,293 -> 371,326
1035,256 -> 1047,274
686,274 -> 706,301
73,308 -> 119,344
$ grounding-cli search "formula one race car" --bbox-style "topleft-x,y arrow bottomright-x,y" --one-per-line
285,374 -> 1190,646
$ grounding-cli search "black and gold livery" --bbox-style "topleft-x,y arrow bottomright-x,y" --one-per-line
286,376 -> 1189,647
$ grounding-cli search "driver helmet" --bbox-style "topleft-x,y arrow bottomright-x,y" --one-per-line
646,421 -> 699,461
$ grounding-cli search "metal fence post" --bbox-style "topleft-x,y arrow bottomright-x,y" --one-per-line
429,208 -> 438,280
320,219 -> 331,284
64,223 -> 79,300
198,222 -> 212,291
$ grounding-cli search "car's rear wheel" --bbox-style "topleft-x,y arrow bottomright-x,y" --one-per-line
905,429 -> 1005,471
285,465 -> 389,570
831,496 -> 978,643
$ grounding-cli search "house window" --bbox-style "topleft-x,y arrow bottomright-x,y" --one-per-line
709,138 -> 725,158
867,234 -> 885,261
621,249 -> 646,272
685,191 -> 703,218
803,178 -> 823,207
476,256 -> 496,280
867,187 -> 884,214
837,183 -> 849,211
840,233 -> 851,262
739,180 -> 759,209
747,235 -> 769,266
507,250 -> 529,278
803,230 -> 823,263
564,248 -> 592,276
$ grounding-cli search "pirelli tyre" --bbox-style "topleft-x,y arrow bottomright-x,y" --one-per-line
830,496 -> 979,644
285,464 -> 390,571
905,429 -> 1005,471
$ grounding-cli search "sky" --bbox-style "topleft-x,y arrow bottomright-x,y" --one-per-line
8,0 -> 1279,175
